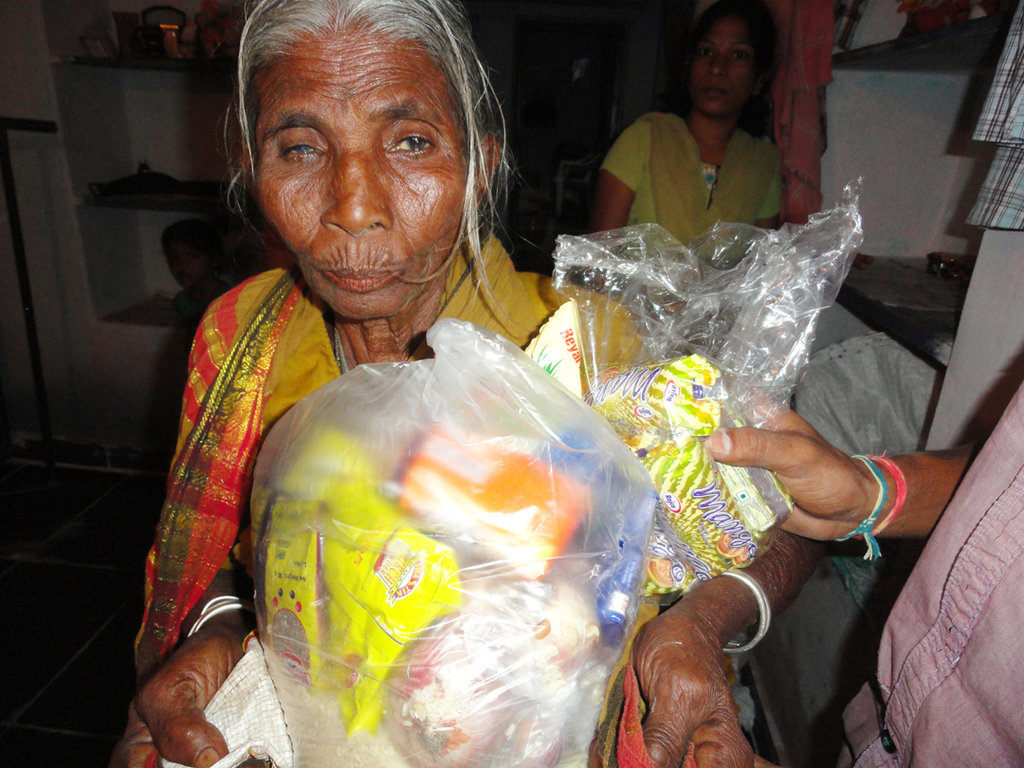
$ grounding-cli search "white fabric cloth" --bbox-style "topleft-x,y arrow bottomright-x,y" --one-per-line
794,332 -> 939,456
160,640 -> 293,768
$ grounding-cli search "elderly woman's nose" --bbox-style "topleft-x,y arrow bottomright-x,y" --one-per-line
324,155 -> 394,235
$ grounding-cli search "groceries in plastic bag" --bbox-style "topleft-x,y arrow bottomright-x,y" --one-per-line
250,319 -> 658,768
550,183 -> 864,598
583,354 -> 790,597
522,296 -> 778,596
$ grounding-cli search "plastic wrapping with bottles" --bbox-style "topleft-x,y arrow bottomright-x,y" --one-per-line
250,318 -> 658,768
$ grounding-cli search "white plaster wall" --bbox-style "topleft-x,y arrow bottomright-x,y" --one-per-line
821,68 -> 990,258
819,7 -> 1016,451
51,59 -> 233,316
928,229 -> 1024,449
0,1 -> 191,454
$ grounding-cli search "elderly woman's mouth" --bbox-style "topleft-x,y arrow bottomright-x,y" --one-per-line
323,269 -> 398,294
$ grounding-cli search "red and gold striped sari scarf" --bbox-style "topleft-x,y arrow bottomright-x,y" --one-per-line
135,270 -> 301,678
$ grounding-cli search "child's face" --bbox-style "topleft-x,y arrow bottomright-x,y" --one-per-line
165,241 -> 213,290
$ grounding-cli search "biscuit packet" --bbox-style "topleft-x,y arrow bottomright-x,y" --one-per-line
548,185 -> 864,598
584,354 -> 789,597
526,305 -> 790,598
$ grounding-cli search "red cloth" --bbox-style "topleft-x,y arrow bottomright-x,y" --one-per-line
135,272 -> 301,677
765,0 -> 834,225
617,665 -> 698,768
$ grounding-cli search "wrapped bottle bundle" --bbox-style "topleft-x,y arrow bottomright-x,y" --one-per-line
250,319 -> 658,768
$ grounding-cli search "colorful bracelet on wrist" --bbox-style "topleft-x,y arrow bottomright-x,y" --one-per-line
869,454 -> 907,535
836,454 -> 888,560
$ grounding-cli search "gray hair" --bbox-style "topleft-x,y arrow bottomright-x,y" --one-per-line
228,0 -> 509,265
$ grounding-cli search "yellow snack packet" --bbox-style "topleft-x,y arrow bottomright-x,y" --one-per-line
321,522 -> 462,733
586,356 -> 723,442
586,355 -> 790,597
257,431 -> 462,735
525,300 -> 585,398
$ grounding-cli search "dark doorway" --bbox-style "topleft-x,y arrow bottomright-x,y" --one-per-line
507,18 -> 625,273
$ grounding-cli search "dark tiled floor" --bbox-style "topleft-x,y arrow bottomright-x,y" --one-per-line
0,461 -> 166,767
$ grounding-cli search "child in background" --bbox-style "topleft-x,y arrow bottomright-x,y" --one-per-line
161,218 -> 231,332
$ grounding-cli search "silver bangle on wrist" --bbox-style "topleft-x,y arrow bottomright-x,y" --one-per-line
720,569 -> 771,655
186,595 -> 253,638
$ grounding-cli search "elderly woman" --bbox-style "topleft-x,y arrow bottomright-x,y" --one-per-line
111,1 -> 819,767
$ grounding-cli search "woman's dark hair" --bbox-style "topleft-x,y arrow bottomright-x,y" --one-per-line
161,218 -> 224,260
692,0 -> 776,79
678,0 -> 778,138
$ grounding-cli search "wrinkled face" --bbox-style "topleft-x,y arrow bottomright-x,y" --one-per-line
252,30 -> 467,321
687,15 -> 764,122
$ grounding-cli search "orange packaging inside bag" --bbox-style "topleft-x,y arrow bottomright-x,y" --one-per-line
400,431 -> 586,578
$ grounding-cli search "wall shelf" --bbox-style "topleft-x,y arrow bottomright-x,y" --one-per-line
833,13 -> 1008,72
69,55 -> 236,75
83,193 -> 225,214
837,256 -> 964,368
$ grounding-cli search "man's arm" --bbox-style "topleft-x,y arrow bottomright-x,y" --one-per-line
707,409 -> 971,541
629,405 -> 972,768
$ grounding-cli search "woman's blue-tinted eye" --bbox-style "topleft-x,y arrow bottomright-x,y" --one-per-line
284,144 -> 315,158
398,135 -> 431,152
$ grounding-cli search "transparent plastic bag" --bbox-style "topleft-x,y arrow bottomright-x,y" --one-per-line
250,319 -> 657,768
553,182 -> 864,425
550,183 -> 864,598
